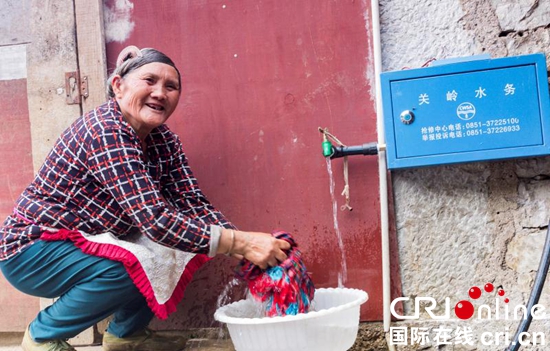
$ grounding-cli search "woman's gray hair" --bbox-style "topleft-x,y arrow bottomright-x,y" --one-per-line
107,47 -> 181,98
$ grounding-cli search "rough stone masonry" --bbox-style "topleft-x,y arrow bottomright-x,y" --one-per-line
357,0 -> 550,349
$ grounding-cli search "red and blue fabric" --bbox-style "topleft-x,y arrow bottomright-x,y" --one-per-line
235,231 -> 315,317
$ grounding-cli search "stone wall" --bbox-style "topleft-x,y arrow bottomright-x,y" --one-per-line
378,0 -> 550,349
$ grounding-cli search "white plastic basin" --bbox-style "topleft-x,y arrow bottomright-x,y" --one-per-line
214,288 -> 368,351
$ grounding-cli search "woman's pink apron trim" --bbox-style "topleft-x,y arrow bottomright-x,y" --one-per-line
41,229 -> 210,320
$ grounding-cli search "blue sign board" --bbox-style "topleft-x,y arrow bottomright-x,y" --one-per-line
381,53 -> 550,169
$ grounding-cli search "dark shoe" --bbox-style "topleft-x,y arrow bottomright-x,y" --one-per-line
21,326 -> 76,351
102,328 -> 187,351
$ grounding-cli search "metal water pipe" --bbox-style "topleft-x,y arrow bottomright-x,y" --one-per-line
369,2 -> 394,348
322,137 -> 380,159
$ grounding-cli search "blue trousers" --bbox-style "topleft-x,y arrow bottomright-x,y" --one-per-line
0,240 -> 154,342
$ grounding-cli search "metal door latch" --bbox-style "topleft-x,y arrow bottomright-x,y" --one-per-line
65,71 -> 89,104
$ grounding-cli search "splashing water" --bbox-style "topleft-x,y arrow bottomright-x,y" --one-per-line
217,277 -> 240,308
216,277 -> 241,338
325,158 -> 348,287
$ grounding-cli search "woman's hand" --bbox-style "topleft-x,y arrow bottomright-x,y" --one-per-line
218,229 -> 291,269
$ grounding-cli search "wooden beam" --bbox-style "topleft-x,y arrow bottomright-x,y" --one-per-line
26,0 -> 94,342
71,0 -> 109,344
75,0 -> 108,113
27,0 -> 107,345
26,0 -> 82,171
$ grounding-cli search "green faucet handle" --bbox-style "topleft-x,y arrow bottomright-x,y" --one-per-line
322,140 -> 333,158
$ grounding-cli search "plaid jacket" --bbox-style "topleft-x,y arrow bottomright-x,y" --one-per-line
0,99 -> 233,261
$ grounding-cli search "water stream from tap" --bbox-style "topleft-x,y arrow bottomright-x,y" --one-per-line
326,158 -> 348,287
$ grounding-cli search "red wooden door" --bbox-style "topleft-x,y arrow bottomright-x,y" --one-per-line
105,0 -> 395,327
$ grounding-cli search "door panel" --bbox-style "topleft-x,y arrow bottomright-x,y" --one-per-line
0,77 -> 39,332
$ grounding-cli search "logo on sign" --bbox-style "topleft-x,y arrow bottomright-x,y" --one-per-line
457,102 -> 476,121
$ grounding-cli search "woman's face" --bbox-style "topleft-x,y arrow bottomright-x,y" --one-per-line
112,62 -> 181,139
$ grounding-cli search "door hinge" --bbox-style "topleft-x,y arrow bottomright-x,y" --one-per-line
65,71 -> 89,105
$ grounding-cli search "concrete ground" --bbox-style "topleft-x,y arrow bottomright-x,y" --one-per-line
0,322 -> 388,350
0,344 -> 233,351
0,346 -> 101,351
0,332 -> 235,351
0,341 -> 234,351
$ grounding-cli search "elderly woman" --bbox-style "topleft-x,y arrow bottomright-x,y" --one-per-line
0,46 -> 290,351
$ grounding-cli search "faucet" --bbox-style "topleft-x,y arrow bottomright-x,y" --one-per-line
320,127 -> 379,159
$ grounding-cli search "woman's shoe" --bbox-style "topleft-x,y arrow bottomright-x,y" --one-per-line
102,328 -> 188,351
21,327 -> 76,351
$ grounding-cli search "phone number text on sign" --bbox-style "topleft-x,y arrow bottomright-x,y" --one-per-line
465,118 -> 521,136
421,118 -> 521,141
